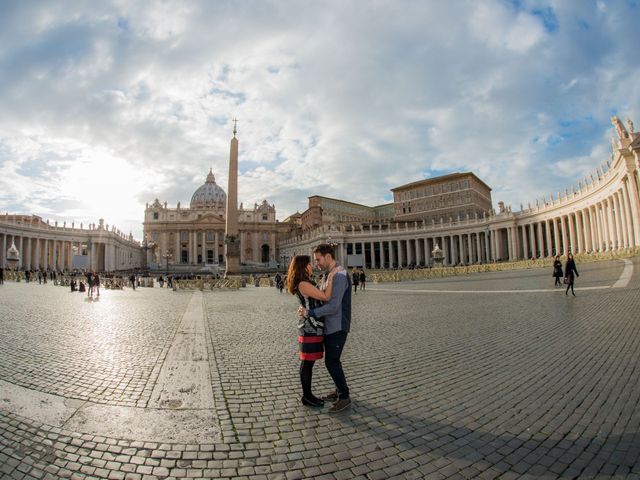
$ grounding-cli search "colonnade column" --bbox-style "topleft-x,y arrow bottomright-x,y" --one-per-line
600,202 -> 607,251
1,234 -> 6,267
615,191 -> 628,248
214,232 -> 219,264
551,219 -> 559,256
621,189 -> 630,248
587,207 -> 596,252
379,241 -> 385,269
442,237 -> 449,266
574,212 -> 583,253
413,239 -> 420,266
451,236 -> 458,265
559,216 -> 567,255
593,205 -> 602,251
624,176 -> 640,246
604,199 -> 613,251
536,223 -> 543,257
521,226 -> 528,260
544,220 -> 552,257
611,196 -> 621,250
390,240 -> 396,268
527,224 -> 535,259
568,214 -> 576,254
17,236 -> 23,269
484,231 -> 491,263
490,230 -> 497,261
424,238 -> 431,266
193,231 -> 198,264
45,240 -> 50,270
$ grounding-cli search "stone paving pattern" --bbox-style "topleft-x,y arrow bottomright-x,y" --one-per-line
1,258 -> 640,479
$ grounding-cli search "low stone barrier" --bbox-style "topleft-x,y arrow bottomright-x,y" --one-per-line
173,278 -> 244,290
369,248 -> 640,283
138,277 -> 154,288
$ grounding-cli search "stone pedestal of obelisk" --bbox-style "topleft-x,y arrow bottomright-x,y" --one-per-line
224,126 -> 241,277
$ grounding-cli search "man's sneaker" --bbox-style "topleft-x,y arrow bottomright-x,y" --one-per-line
329,398 -> 351,413
322,391 -> 338,402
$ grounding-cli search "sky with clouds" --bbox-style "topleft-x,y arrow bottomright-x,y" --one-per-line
0,0 -> 639,240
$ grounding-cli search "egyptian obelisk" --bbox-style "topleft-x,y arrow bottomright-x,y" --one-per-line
224,119 -> 241,276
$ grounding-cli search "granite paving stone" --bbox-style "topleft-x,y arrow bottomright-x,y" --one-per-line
1,258 -> 640,479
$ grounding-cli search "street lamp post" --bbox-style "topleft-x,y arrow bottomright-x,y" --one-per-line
162,253 -> 172,275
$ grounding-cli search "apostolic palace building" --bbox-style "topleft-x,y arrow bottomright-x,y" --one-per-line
1,116 -> 639,273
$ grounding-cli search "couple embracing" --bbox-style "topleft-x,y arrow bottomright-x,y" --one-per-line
286,243 -> 352,413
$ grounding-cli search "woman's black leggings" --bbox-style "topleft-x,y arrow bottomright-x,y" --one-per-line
555,276 -> 562,286
300,360 -> 315,398
566,280 -> 575,294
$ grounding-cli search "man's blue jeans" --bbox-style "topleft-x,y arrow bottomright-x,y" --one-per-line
324,331 -> 350,400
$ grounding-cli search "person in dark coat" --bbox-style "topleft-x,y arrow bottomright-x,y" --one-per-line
0,267 -> 4,285
351,269 -> 359,293
564,253 -> 579,296
552,255 -> 563,286
86,272 -> 93,297
359,270 -> 366,291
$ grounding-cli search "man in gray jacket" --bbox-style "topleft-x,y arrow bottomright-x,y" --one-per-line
299,243 -> 352,412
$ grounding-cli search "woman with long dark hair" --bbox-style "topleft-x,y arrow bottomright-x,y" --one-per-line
552,255 -> 563,286
564,253 -> 579,296
287,255 -> 336,407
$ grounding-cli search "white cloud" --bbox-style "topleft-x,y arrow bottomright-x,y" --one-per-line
0,0 -> 639,239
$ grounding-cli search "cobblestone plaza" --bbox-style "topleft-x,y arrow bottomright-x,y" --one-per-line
1,259 -> 640,479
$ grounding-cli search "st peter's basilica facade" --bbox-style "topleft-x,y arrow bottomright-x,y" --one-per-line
143,170 -> 283,271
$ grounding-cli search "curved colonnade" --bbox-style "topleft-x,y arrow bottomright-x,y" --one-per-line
279,123 -> 640,269
0,216 -> 143,272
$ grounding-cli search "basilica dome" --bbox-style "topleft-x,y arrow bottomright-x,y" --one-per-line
190,169 -> 227,209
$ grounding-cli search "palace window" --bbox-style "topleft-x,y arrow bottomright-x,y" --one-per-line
180,231 -> 188,241
153,212 -> 159,220
207,231 -> 214,242
262,214 -> 268,221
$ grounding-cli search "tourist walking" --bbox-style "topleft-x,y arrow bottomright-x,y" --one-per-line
94,272 -> 100,297
287,255 -> 338,408
359,269 -> 366,291
86,272 -> 94,297
552,255 -> 563,286
0,267 -> 4,285
274,272 -> 283,293
130,274 -> 136,290
299,243 -> 353,413
351,268 -> 359,294
564,253 -> 579,296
